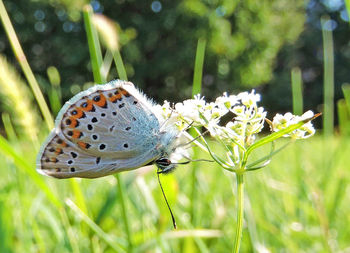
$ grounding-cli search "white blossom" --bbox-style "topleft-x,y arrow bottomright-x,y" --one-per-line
215,92 -> 238,111
271,110 -> 315,139
237,90 -> 260,108
157,90 -> 316,169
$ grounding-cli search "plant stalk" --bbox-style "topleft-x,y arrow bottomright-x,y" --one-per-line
0,0 -> 54,130
233,173 -> 244,253
115,174 -> 133,252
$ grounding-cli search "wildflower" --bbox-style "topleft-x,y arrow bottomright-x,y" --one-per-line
271,110 -> 315,139
159,89 -> 319,253
215,92 -> 238,112
158,90 -> 318,170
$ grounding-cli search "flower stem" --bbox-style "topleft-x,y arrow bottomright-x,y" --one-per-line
115,174 -> 133,252
233,173 -> 244,253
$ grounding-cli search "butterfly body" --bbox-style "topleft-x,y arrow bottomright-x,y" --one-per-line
37,80 -> 178,178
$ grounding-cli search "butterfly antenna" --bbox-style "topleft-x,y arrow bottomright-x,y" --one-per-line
157,169 -> 177,229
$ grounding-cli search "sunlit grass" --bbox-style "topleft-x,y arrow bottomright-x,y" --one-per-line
0,0 -> 53,130
1,136 -> 350,251
0,2 -> 347,253
322,15 -> 335,137
0,55 -> 39,145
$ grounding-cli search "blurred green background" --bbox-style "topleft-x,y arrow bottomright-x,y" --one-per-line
1,0 -> 349,114
1,0 -> 350,252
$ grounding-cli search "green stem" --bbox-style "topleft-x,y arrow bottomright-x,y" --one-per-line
321,15 -> 334,136
0,0 -> 54,130
233,173 -> 244,253
83,5 -> 104,84
113,50 -> 128,81
190,38 -> 206,225
192,38 -> 206,95
115,174 -> 133,251
190,159 -> 197,225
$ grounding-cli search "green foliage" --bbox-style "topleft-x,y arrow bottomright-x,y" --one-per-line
182,0 -> 305,87
338,84 -> 350,135
0,0 -> 305,105
291,67 -> 303,115
264,1 -> 350,116
0,0 -> 347,252
0,55 -> 39,142
322,16 -> 335,136
0,136 -> 349,252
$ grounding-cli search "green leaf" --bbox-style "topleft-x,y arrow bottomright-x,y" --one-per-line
246,141 -> 291,171
243,113 -> 321,165
0,134 -> 61,208
192,38 -> 206,96
83,5 -> 104,84
66,199 -> 127,252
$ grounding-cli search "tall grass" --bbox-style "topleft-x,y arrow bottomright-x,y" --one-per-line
83,5 -> 104,84
190,38 -> 206,226
47,66 -> 62,116
338,84 -> 350,135
83,6 -> 134,252
0,2 -> 348,253
0,55 -> 39,144
321,16 -> 334,136
291,67 -> 303,115
0,0 -> 53,130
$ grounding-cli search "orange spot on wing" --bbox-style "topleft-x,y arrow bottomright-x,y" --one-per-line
60,141 -> 68,147
69,117 -> 78,128
71,108 -> 85,119
81,100 -> 94,111
77,141 -> 90,149
50,157 -> 57,163
109,93 -> 122,102
72,130 -> 82,139
120,88 -> 130,97
55,148 -> 63,155
77,141 -> 85,149
93,93 -> 107,107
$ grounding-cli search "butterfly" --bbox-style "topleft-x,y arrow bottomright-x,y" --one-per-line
36,80 -> 180,179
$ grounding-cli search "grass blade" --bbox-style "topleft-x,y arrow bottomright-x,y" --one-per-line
113,50 -> 128,81
192,38 -> 206,95
85,10 -> 133,249
190,38 -> 206,226
345,0 -> 350,22
0,55 -> 40,145
69,179 -> 88,215
47,66 -> 62,116
66,199 -> 127,252
321,16 -> 334,136
137,229 -> 222,252
1,113 -> 17,142
114,174 -> 134,251
90,13 -> 127,81
0,0 -> 53,130
83,5 -> 105,84
0,134 -> 61,208
341,84 -> 350,113
337,99 -> 350,135
291,67 -> 303,115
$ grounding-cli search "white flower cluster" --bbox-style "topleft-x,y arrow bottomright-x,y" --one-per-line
155,90 -> 317,171
156,90 -> 316,146
271,111 -> 315,139
157,90 -> 266,147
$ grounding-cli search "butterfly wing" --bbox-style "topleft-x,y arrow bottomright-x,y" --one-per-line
37,80 -> 162,178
